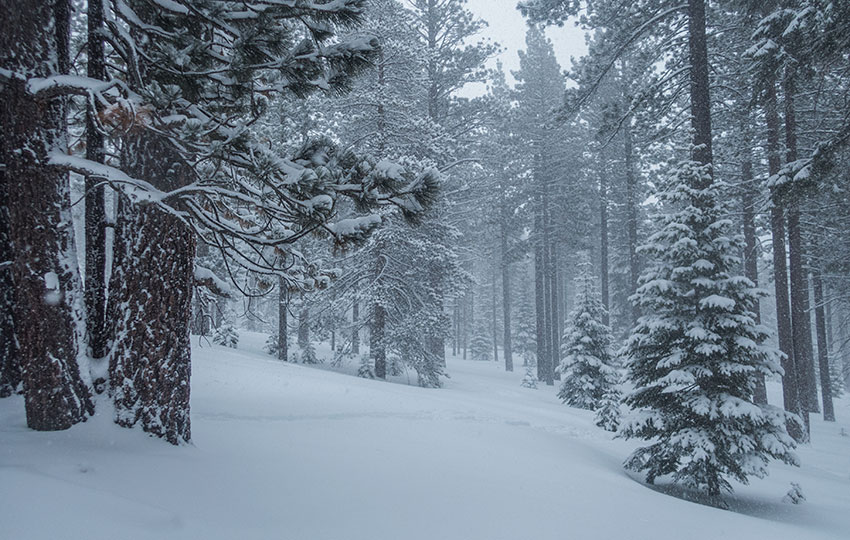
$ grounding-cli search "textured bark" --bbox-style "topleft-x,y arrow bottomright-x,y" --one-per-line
812,268 -> 835,421
84,0 -> 108,360
765,80 -> 803,441
278,277 -> 288,361
741,152 -> 767,405
0,161 -> 18,397
687,0 -> 713,169
109,131 -> 194,445
0,0 -> 93,428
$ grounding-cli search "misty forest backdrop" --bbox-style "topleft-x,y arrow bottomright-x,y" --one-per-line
2,0 -> 850,523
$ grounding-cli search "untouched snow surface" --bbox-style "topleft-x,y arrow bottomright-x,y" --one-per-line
2,331 -> 849,540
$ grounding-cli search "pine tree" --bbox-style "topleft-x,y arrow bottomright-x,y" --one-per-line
521,365 -> 538,389
557,263 -> 619,411
620,161 -> 798,500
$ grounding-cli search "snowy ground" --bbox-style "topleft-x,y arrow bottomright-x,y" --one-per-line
2,331 -> 849,540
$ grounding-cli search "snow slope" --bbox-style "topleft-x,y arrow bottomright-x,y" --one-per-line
2,335 -> 849,540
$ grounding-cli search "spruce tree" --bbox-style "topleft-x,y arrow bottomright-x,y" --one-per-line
557,263 -> 619,411
620,160 -> 798,500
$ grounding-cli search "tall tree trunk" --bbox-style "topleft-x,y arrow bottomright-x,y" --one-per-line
491,260 -> 499,363
765,78 -> 804,441
741,145 -> 767,405
623,121 -> 639,329
812,266 -> 835,421
500,189 -> 514,372
298,304 -> 309,349
0,0 -> 93,427
109,131 -> 194,445
278,277 -> 288,361
85,0 -> 108,361
783,68 -> 819,417
548,242 -> 560,382
599,159 -> 610,327
351,300 -> 360,355
687,0 -> 713,168
372,302 -> 387,379
534,212 -> 548,382
0,151 -> 18,397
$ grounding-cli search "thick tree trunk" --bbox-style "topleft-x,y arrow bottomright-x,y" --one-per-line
278,277 -> 288,361
85,0 -> 108,361
0,160 -> 18,397
741,149 -> 767,405
765,79 -> 804,441
0,0 -> 93,427
109,131 -> 194,445
812,267 -> 835,421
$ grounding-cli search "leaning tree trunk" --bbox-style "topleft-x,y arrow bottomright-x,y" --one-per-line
108,131 -> 195,445
0,0 -> 93,428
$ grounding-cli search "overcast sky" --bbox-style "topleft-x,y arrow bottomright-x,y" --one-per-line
460,0 -> 589,96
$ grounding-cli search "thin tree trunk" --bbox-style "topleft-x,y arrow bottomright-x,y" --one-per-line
599,159 -> 610,327
500,202 -> 514,372
783,68 -> 819,417
278,277 -> 288,361
741,146 -> 767,405
765,78 -> 804,441
548,242 -> 560,382
351,300 -> 360,355
298,304 -> 309,349
491,260 -> 499,363
85,0 -> 108,361
534,215 -> 548,382
624,121 -> 639,328
1,0 -> 93,427
812,266 -> 835,421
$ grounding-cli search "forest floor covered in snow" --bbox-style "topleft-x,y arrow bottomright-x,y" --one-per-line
2,331 -> 849,540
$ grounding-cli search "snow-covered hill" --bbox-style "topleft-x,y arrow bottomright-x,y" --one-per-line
2,334 -> 849,540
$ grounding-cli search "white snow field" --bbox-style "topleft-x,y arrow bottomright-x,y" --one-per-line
2,331 -> 849,540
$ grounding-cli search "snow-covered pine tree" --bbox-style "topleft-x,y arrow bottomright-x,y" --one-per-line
469,320 -> 494,362
521,364 -> 538,389
213,324 -> 239,349
557,261 -> 619,410
620,160 -> 798,499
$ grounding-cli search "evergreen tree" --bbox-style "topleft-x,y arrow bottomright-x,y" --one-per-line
557,262 -> 619,411
620,161 -> 798,500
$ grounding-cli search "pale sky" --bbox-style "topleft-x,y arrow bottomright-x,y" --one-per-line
461,0 -> 589,96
